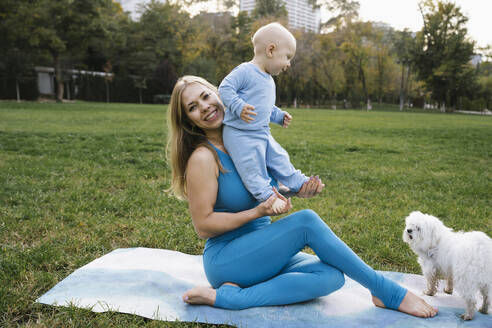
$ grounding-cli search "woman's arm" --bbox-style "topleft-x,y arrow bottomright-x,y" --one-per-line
186,147 -> 289,239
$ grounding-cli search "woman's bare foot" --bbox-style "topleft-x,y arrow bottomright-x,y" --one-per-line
372,291 -> 438,318
183,286 -> 216,306
182,283 -> 239,306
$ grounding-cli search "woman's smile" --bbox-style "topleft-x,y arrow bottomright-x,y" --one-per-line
204,109 -> 219,122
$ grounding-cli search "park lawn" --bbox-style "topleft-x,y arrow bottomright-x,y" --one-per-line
1,101 -> 490,327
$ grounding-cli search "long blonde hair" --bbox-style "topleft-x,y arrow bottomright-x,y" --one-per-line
166,75 -> 225,200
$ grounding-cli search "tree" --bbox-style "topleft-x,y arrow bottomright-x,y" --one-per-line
252,0 -> 288,20
83,3 -> 130,102
393,29 -> 414,110
477,61 -> 492,110
338,21 -> 372,108
311,33 -> 345,106
123,0 -> 199,102
413,0 -> 476,110
277,30 -> 317,107
190,11 -> 240,84
365,24 -> 398,105
8,0 -> 120,102
230,11 -> 255,64
309,0 -> 360,28
478,45 -> 492,62
0,0 -> 49,101
0,49 -> 40,102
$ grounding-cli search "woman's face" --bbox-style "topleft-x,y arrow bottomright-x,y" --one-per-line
181,83 -> 224,131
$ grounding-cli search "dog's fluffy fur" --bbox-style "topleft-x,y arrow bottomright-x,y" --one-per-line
403,211 -> 491,320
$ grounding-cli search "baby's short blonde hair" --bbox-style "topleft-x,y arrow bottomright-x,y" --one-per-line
252,22 -> 295,55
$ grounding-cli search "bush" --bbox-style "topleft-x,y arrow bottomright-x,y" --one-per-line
458,97 -> 487,111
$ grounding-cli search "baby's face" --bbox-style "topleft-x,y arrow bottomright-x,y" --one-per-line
266,37 -> 296,76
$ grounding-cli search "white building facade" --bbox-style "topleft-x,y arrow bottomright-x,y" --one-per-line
240,0 -> 320,33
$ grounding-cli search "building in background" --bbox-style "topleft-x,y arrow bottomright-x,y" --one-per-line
240,0 -> 320,33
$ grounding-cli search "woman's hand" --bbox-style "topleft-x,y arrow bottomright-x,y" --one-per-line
296,176 -> 324,198
256,187 -> 292,216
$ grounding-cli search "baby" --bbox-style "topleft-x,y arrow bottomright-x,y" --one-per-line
218,22 -> 310,212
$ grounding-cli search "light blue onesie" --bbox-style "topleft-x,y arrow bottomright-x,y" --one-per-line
219,62 -> 308,202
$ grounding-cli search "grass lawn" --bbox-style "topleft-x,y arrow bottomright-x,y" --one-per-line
1,101 -> 490,327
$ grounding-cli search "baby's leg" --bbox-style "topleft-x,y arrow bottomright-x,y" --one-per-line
223,126 -> 275,202
266,134 -> 308,192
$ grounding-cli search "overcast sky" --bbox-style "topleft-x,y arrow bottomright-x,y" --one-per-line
356,0 -> 490,48
118,0 -> 491,48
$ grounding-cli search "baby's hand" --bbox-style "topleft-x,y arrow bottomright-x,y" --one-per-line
241,104 -> 256,123
283,112 -> 292,128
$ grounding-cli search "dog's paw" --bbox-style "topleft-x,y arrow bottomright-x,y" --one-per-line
461,312 -> 474,321
444,287 -> 453,294
423,289 -> 437,296
479,305 -> 489,314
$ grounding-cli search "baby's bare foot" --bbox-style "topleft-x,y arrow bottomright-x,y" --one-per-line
183,286 -> 216,306
272,198 -> 287,213
372,291 -> 438,318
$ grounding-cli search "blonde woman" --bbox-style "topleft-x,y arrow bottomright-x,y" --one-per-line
166,75 -> 437,317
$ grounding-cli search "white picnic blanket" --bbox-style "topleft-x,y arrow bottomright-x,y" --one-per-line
37,248 -> 491,327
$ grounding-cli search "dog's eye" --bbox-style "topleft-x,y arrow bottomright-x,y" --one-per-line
416,226 -> 421,231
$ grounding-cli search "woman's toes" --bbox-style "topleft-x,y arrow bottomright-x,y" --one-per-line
396,290 -> 438,318
423,302 -> 437,317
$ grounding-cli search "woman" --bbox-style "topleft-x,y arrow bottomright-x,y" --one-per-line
166,75 -> 437,317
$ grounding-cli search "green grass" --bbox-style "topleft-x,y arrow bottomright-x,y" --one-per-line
1,101 -> 491,327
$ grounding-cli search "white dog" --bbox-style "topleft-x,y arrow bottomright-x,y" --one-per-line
402,211 -> 491,320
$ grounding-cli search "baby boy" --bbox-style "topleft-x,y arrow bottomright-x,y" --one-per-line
218,22 -> 310,211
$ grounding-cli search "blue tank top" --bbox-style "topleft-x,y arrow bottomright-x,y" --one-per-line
204,143 -> 276,250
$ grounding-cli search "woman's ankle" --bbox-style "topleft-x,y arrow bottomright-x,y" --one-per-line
222,282 -> 239,287
372,295 -> 385,308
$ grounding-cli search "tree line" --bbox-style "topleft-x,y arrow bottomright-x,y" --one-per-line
1,0 -> 491,111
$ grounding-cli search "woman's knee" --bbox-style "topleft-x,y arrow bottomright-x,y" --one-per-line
294,209 -> 332,232
331,270 -> 346,291
294,209 -> 321,225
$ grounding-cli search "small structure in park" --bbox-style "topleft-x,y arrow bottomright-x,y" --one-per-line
35,66 -> 113,100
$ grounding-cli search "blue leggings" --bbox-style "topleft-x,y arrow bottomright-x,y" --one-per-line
203,209 -> 407,310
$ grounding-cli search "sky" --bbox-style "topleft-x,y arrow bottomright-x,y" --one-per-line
356,0 -> 491,48
118,0 -> 491,48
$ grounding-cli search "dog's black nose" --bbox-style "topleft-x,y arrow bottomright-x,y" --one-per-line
407,229 -> 413,233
